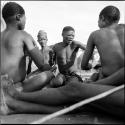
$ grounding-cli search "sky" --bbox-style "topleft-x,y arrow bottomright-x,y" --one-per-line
1,1 -> 125,47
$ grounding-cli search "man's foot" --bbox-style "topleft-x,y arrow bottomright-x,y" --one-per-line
0,83 -> 15,115
7,82 -> 20,99
1,75 -> 19,100
50,65 -> 57,72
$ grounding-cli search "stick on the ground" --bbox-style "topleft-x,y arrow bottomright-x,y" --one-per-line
31,84 -> 124,124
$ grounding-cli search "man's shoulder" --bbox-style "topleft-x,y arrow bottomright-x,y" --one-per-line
119,24 -> 125,27
92,29 -> 101,34
118,24 -> 125,30
20,30 -> 33,41
45,46 -> 53,52
20,30 -> 31,37
88,30 -> 100,39
53,42 -> 62,49
55,42 -> 62,46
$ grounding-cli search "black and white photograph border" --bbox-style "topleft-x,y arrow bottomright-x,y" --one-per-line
1,0 -> 125,124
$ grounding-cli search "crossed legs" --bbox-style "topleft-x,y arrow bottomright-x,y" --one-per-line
1,76 -> 124,117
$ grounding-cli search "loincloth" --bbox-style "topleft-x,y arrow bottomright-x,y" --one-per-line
63,71 -> 83,83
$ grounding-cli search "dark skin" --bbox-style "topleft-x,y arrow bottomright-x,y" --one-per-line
53,30 -> 86,74
48,29 -> 86,87
1,10 -> 124,117
1,13 -> 55,92
81,18 -> 124,79
1,25 -> 124,116
1,68 -> 124,117
1,14 -> 35,83
1,23 -> 124,115
27,31 -> 54,75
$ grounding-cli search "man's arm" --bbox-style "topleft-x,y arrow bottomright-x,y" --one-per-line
74,40 -> 86,50
27,57 -> 32,75
58,47 -> 80,72
93,67 -> 124,86
51,45 -> 57,65
81,32 -> 95,70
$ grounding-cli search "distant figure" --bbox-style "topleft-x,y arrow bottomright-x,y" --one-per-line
27,30 -> 55,75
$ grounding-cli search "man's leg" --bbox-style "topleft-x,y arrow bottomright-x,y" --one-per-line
60,78 -> 124,117
22,71 -> 55,92
7,77 -> 124,116
49,73 -> 65,88
1,84 -> 63,115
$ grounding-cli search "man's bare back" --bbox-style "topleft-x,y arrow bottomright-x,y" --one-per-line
93,24 -> 124,76
1,2 -> 53,88
1,30 -> 30,82
81,6 -> 124,78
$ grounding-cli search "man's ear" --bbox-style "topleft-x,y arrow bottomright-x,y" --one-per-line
101,15 -> 105,21
16,14 -> 21,21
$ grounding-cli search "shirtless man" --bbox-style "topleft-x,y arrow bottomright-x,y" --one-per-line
49,26 -> 86,87
27,30 -> 55,75
1,2 -> 55,92
1,5 -> 124,118
81,6 -> 124,83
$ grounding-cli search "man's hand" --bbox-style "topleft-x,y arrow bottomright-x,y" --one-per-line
40,64 -> 52,71
84,63 -> 92,70
50,65 -> 57,72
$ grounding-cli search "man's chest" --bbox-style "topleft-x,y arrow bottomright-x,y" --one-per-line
55,44 -> 77,60
41,49 -> 50,62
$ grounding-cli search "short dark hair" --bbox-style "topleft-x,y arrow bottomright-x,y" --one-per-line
2,2 -> 25,23
62,26 -> 75,33
99,6 -> 120,23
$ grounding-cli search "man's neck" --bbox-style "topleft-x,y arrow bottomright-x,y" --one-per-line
63,40 -> 72,47
6,23 -> 19,30
105,22 -> 118,29
108,23 -> 118,28
41,45 -> 47,50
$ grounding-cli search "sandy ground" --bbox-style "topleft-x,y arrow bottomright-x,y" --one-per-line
0,106 -> 124,124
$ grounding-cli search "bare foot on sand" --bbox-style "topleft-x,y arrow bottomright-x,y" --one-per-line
7,83 -> 20,99
0,75 -> 17,115
0,84 -> 15,115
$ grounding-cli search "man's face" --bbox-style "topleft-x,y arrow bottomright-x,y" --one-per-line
98,16 -> 106,28
18,14 -> 26,30
37,34 -> 48,47
62,30 -> 75,45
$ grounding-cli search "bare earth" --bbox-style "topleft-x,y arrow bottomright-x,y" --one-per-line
0,105 -> 124,124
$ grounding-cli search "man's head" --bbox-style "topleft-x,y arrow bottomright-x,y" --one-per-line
98,6 -> 120,28
2,2 -> 26,30
62,26 -> 75,45
37,30 -> 48,47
